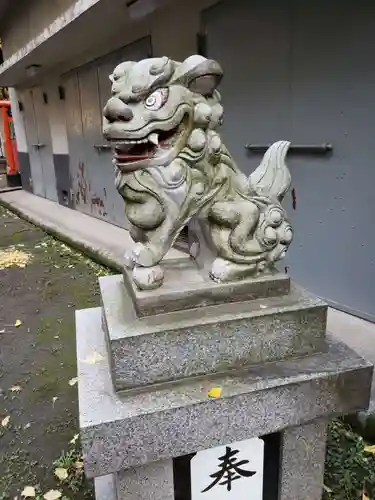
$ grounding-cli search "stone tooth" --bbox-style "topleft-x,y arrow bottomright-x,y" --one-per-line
148,133 -> 159,146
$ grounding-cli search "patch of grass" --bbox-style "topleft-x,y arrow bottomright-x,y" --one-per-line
36,317 -> 56,346
0,448 -> 38,498
32,378 -> 62,401
5,441 -> 94,500
53,447 -> 86,494
0,206 -> 108,499
324,419 -> 375,499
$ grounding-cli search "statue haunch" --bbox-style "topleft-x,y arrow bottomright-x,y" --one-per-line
103,55 -> 293,290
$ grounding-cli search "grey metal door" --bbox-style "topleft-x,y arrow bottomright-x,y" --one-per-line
64,37 -> 151,227
32,87 -> 58,202
64,65 -> 107,220
64,72 -> 86,211
202,0 -> 291,174
20,89 -> 45,197
97,38 -> 152,110
287,0 -> 375,321
203,0 -> 375,320
96,37 -> 152,227
77,62 -> 107,220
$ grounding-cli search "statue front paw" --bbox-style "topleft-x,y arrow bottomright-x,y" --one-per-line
132,265 -> 164,290
124,242 -> 160,269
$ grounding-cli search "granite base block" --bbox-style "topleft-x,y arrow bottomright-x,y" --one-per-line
76,307 -> 372,478
93,423 -> 328,500
101,275 -> 328,390
117,459 -> 174,500
94,474 -> 117,500
123,258 -> 291,316
279,419 -> 327,500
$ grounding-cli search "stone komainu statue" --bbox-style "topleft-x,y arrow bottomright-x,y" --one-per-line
103,55 -> 293,289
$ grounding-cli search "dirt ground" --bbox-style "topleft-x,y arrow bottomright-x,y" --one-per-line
0,205 -> 113,499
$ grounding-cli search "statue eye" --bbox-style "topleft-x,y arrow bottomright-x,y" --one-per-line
144,88 -> 169,110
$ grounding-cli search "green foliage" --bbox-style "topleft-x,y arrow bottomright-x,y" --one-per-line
324,420 -> 375,500
52,446 -> 86,495
0,87 -> 8,100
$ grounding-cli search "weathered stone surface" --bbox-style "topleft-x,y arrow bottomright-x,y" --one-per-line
279,419 -> 327,500
101,274 -> 327,390
94,474 -> 117,500
76,307 -> 372,478
124,257 -> 291,317
117,459 -> 174,500
104,55 -> 294,289
93,422 -> 330,500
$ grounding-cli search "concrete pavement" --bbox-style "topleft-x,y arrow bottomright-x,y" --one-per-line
328,308 -> 375,413
0,190 -> 185,272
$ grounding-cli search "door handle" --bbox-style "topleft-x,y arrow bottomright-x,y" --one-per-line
32,143 -> 45,149
245,143 -> 333,154
94,144 -> 112,152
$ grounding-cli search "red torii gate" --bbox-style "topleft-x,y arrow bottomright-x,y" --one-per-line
0,99 -> 20,183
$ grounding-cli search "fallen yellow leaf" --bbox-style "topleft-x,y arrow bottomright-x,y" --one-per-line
84,352 -> 104,365
54,468 -> 68,481
15,320 -> 22,328
43,491 -> 62,500
1,416 -> 10,427
0,249 -> 32,270
68,377 -> 78,387
70,433 -> 79,445
9,385 -> 22,393
364,444 -> 375,454
21,486 -> 36,498
208,386 -> 222,399
75,461 -> 84,470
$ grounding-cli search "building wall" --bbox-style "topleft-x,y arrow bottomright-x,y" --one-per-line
1,0 -> 80,59
40,0 -> 216,78
10,0 -> 217,211
151,0 -> 206,60
0,0 -> 212,86
6,0 -> 375,320
8,88 -> 33,191
45,80 -> 71,206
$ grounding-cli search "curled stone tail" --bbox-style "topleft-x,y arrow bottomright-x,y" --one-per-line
248,140 -> 291,202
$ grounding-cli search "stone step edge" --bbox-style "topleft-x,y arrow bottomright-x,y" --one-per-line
100,274 -> 327,342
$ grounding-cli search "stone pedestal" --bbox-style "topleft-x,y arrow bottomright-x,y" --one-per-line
76,261 -> 372,500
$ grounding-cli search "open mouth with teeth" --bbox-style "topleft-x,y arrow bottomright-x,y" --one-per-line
110,118 -> 187,168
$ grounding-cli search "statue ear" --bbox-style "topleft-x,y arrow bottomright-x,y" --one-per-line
188,74 -> 221,96
172,55 -> 223,96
